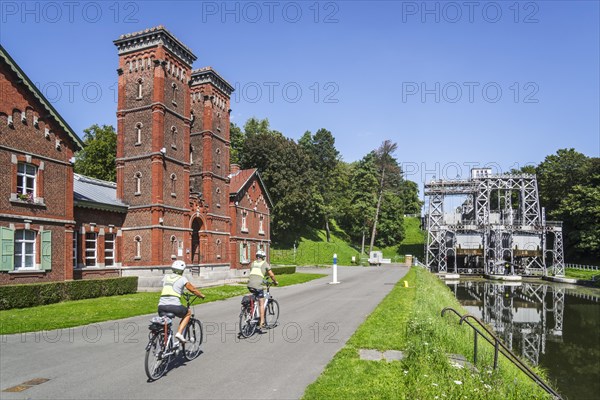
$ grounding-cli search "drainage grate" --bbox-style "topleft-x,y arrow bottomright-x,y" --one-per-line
3,378 -> 50,393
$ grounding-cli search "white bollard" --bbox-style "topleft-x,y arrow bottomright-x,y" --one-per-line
330,253 -> 340,284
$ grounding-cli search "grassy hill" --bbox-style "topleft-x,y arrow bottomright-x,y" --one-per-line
271,217 -> 425,266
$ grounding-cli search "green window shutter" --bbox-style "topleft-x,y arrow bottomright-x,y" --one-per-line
41,230 -> 52,271
0,227 -> 15,271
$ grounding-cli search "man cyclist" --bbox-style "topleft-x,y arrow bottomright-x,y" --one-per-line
158,260 -> 205,343
247,250 -> 278,330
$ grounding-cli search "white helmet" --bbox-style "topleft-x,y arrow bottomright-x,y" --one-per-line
171,260 -> 186,273
256,250 -> 266,259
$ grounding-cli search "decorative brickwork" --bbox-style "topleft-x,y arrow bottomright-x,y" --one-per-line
0,27 -> 271,285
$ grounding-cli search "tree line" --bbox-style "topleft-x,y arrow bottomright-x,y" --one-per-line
232,118 -> 422,251
74,121 -> 422,252
73,124 -> 597,263
518,148 -> 599,264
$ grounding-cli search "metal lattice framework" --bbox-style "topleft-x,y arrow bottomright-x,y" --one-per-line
424,171 -> 565,276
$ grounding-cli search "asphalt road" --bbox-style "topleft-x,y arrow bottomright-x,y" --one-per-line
0,266 -> 408,400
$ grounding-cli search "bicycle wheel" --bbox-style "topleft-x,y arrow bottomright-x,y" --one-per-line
184,319 -> 203,361
265,299 -> 280,328
145,332 -> 171,381
239,307 -> 256,338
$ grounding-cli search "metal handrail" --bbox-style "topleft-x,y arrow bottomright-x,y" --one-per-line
441,307 -> 562,399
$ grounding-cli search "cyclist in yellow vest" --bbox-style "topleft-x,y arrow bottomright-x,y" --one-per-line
247,250 -> 278,330
158,260 -> 205,343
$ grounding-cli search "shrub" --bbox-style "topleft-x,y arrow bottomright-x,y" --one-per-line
271,266 -> 296,275
0,277 -> 138,310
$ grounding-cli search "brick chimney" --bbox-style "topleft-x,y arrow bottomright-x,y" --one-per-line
230,164 -> 240,175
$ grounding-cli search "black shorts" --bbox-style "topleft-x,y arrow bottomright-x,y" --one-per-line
158,304 -> 188,318
248,287 -> 265,298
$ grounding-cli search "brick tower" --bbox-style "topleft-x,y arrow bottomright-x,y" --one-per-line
113,26 -> 196,266
188,67 -> 234,265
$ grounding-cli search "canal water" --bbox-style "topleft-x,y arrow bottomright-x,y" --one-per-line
446,280 -> 600,400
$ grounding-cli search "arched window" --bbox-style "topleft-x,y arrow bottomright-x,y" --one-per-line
171,126 -> 177,149
215,187 -> 221,208
134,172 -> 142,195
136,78 -> 143,99
170,235 -> 177,259
171,82 -> 178,105
259,215 -> 265,235
215,148 -> 221,169
135,123 -> 142,145
190,145 -> 194,165
170,173 -> 177,197
216,239 -> 222,259
134,236 -> 142,259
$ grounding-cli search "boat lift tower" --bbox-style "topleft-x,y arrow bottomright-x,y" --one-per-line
424,168 -> 565,276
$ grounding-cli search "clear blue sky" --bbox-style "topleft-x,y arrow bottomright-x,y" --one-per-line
1,1 -> 598,187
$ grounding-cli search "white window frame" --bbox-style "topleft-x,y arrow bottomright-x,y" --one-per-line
85,232 -> 97,267
14,229 -> 36,270
259,215 -> 265,235
73,233 -> 78,268
239,242 -> 249,264
104,233 -> 115,267
17,162 -> 37,198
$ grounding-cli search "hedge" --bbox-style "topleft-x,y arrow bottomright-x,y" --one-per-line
270,266 -> 296,275
0,276 -> 138,310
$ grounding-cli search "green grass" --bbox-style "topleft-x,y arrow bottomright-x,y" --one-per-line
271,229 -> 360,266
0,273 -> 326,335
564,268 -> 600,287
302,267 -> 554,400
272,217 -> 426,266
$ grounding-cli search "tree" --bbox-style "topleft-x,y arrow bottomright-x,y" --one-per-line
536,148 -> 590,213
299,128 -> 340,241
239,119 -> 318,240
369,140 -> 399,255
229,122 -> 245,165
74,124 -> 117,182
555,185 -> 600,260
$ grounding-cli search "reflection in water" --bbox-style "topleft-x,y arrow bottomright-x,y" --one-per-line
447,280 -> 600,400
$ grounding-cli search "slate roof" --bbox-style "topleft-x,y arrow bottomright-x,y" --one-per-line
229,168 -> 273,208
73,174 -> 128,212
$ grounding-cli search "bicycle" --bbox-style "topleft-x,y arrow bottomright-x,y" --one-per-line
239,280 -> 280,338
144,292 -> 204,381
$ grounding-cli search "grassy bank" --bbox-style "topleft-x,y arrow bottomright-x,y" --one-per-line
271,217 -> 425,266
303,267 -> 554,399
0,273 -> 326,335
564,268 -> 600,288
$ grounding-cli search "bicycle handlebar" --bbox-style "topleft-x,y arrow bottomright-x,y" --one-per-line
182,292 -> 204,306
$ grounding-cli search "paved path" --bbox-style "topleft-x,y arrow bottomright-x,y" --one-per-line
0,266 -> 408,400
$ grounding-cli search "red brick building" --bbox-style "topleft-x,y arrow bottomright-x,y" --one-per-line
0,26 -> 272,286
